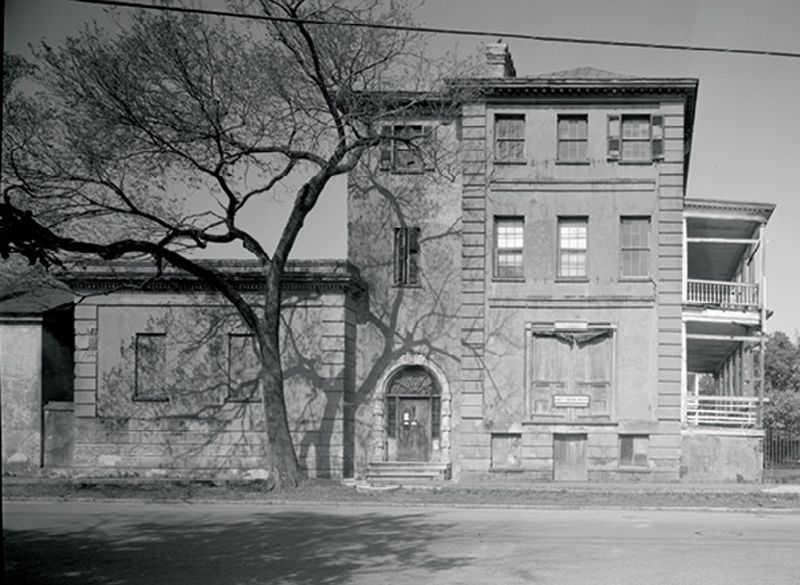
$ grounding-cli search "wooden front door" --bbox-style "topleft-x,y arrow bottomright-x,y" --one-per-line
553,433 -> 588,481
397,398 -> 431,461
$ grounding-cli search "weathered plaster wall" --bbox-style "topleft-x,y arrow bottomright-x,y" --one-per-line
1,322 -> 42,474
680,429 -> 763,483
348,119 -> 462,476
71,287 -> 357,479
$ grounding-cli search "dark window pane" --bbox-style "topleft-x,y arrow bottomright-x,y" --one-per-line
135,333 -> 167,401
229,334 -> 261,401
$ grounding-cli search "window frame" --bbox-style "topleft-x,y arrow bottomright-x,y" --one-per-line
556,114 -> 589,164
393,226 -> 421,287
557,217 -> 589,280
607,113 -> 664,164
493,113 -> 526,163
619,434 -> 649,468
133,332 -> 168,402
379,124 -> 433,174
619,216 -> 651,279
494,216 -> 525,281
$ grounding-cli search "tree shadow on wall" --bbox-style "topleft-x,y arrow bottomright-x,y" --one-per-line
5,509 -> 471,585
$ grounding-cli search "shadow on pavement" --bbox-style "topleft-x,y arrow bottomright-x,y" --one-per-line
4,509 -> 471,584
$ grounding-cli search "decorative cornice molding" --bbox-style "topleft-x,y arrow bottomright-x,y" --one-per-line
62,260 -> 368,297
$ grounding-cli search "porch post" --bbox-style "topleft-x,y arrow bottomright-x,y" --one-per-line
681,320 -> 687,427
757,222 -> 767,427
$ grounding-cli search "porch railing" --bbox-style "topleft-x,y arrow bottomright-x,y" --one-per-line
685,395 -> 760,428
685,279 -> 759,308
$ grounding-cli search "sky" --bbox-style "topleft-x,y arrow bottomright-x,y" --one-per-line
4,0 -> 799,335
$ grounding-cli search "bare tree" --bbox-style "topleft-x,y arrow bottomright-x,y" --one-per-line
0,0 -> 462,487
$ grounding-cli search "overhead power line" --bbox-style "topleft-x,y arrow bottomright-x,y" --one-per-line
72,0 -> 800,60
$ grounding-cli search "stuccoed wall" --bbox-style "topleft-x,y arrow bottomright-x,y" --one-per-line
680,429 -> 764,483
70,285 -> 357,479
1,321 -> 42,474
347,119 -> 462,476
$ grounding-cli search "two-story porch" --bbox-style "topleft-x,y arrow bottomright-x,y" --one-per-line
679,198 -> 774,480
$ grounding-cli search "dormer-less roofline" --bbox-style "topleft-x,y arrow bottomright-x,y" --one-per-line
684,198 -> 775,223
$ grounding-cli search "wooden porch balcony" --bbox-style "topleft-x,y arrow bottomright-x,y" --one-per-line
685,279 -> 760,309
685,395 -> 760,428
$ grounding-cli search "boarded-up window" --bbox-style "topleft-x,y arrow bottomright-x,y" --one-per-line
394,227 -> 420,286
228,334 -> 261,401
494,114 -> 525,161
620,217 -> 651,278
530,330 -> 613,420
619,434 -> 648,467
557,114 -> 588,162
495,217 -> 524,279
491,433 -> 522,469
558,218 -> 588,278
134,333 -> 167,401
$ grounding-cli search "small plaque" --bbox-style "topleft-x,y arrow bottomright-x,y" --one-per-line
553,394 -> 590,408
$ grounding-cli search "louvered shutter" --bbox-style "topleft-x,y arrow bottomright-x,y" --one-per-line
607,115 -> 621,160
379,125 -> 393,171
393,228 -> 406,284
651,114 -> 664,161
407,228 -> 420,284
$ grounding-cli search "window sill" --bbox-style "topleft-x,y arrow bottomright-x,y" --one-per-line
555,278 -> 589,283
388,169 -> 427,175
132,396 -> 169,403
555,159 -> 590,165
619,276 -> 651,282
493,277 -> 525,283
492,159 -> 527,166
615,160 -> 655,166
617,466 -> 651,473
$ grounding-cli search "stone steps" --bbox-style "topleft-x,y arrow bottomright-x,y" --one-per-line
366,461 -> 451,482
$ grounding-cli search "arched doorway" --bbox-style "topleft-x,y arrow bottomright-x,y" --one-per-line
386,366 -> 441,462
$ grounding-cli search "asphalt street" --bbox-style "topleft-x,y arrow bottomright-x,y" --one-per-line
4,500 -> 800,584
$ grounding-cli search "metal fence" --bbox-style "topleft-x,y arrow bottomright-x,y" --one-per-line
764,429 -> 800,469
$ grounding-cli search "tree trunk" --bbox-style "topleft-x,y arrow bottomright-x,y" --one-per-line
258,263 -> 305,489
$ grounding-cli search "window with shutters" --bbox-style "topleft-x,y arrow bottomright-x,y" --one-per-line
494,114 -> 525,162
558,218 -> 588,279
394,227 -> 420,286
557,114 -> 589,162
134,333 -> 168,401
228,334 -> 261,401
620,217 -> 651,278
528,329 -> 614,420
607,114 -> 664,163
379,124 -> 432,173
494,217 -> 524,279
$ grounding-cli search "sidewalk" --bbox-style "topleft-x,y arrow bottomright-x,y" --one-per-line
3,475 -> 800,510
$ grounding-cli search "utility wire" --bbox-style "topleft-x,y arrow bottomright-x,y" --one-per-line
71,0 -> 800,60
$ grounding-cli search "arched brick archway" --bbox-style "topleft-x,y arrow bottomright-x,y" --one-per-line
373,354 -> 451,464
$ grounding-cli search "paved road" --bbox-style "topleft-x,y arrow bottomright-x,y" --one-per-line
4,500 -> 800,584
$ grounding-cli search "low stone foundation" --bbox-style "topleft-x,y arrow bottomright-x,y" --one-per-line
680,428 -> 763,483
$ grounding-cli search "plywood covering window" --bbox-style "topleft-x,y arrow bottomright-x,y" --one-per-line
394,227 -> 420,286
558,218 -> 588,279
529,330 -> 613,420
134,333 -> 167,401
557,114 -> 588,162
228,334 -> 261,401
494,114 -> 525,162
495,217 -> 524,279
620,216 -> 651,278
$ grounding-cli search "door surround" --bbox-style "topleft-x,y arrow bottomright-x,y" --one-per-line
373,354 -> 451,465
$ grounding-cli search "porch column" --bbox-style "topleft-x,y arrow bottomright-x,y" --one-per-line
680,321 -> 687,426
757,223 -> 767,427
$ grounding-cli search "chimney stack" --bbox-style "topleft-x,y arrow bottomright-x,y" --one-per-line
485,41 -> 516,78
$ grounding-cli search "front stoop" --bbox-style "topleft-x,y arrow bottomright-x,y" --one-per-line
366,461 -> 451,482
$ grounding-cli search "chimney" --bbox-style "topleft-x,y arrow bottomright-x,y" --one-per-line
485,41 -> 516,78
